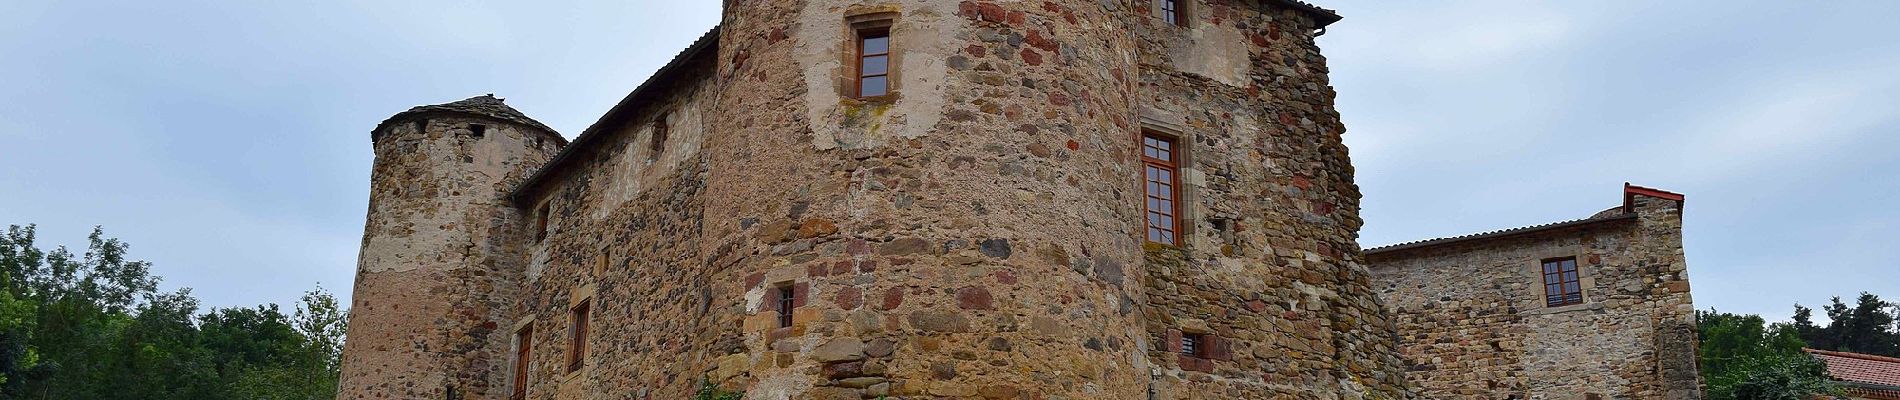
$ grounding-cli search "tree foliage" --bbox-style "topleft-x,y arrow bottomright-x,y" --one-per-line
1697,310 -> 1839,400
0,224 -> 346,399
1792,293 -> 1900,357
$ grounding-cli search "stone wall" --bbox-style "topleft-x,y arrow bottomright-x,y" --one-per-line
345,1 -> 1418,399
1129,0 -> 1409,398
1366,190 -> 1700,400
340,109 -> 563,400
507,50 -> 722,399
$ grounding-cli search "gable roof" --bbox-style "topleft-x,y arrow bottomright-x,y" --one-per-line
1809,348 -> 1900,397
371,94 -> 562,143
506,27 -> 720,205
1363,211 -> 1637,257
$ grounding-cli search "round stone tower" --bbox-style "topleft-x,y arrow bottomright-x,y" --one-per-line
700,1 -> 1155,398
695,1 -> 1410,399
338,95 -> 564,400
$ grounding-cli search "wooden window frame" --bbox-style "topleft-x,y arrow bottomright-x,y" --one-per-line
1141,131 -> 1183,246
511,324 -> 532,400
1161,0 -> 1181,26
848,15 -> 897,100
1542,257 -> 1584,307
566,299 -> 590,373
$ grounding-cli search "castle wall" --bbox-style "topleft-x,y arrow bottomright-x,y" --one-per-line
700,1 -> 1158,398
1367,194 -> 1699,399
507,53 -> 721,399
340,114 -> 561,400
1129,1 -> 1409,398
355,2 -> 1416,400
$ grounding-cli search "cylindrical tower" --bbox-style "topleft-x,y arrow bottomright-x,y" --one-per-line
701,1 -> 1154,398
338,95 -> 564,400
695,1 -> 1409,399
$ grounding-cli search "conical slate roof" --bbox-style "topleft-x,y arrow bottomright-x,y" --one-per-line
371,94 -> 561,142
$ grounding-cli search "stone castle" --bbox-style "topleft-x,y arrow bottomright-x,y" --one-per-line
335,1 -> 1699,399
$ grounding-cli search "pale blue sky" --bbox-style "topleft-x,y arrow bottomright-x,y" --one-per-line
1,1 -> 1894,321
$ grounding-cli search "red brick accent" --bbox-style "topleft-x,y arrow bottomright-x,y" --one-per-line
1209,336 -> 1234,361
745,272 -> 765,289
1164,329 -> 1184,353
792,282 -> 809,308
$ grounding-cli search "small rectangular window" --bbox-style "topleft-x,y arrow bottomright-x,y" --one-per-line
1181,332 -> 1206,357
1141,132 -> 1181,245
511,325 -> 532,400
1543,258 -> 1583,307
775,283 -> 796,328
856,28 -> 891,98
566,300 -> 590,372
469,124 -> 487,139
1161,0 -> 1183,26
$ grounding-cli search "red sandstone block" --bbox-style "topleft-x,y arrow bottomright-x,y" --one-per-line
1020,48 -> 1042,66
880,287 -> 904,310
956,286 -> 993,310
978,3 -> 1006,23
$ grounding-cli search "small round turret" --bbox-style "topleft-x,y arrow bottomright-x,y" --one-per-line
338,95 -> 563,400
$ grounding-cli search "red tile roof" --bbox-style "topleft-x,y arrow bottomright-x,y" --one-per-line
1808,348 -> 1900,399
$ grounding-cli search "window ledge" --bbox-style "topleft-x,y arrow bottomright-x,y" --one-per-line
1523,301 -> 1603,316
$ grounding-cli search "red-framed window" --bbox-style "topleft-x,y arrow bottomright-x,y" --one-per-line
566,300 -> 590,372
511,325 -> 532,400
1142,132 -> 1181,245
855,28 -> 891,98
1543,258 -> 1583,307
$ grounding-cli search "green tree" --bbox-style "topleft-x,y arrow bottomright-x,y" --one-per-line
1793,293 -> 1900,357
1697,310 -> 1840,400
0,224 -> 346,399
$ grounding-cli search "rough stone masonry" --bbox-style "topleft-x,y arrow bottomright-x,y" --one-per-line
336,1 -> 1699,399
1365,185 -> 1702,400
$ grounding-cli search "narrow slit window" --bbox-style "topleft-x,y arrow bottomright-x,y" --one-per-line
534,202 -> 552,243
1141,132 -> 1180,245
511,325 -> 532,400
648,114 -> 669,161
775,283 -> 796,328
1543,258 -> 1584,307
856,28 -> 891,98
566,300 -> 590,372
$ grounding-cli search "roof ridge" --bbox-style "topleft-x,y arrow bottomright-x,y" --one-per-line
1364,211 -> 1636,255
1809,348 -> 1900,364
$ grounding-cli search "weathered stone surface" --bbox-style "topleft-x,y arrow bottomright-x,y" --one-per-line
339,2 -> 1422,400
1366,188 -> 1700,399
810,337 -> 866,363
908,310 -> 972,333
